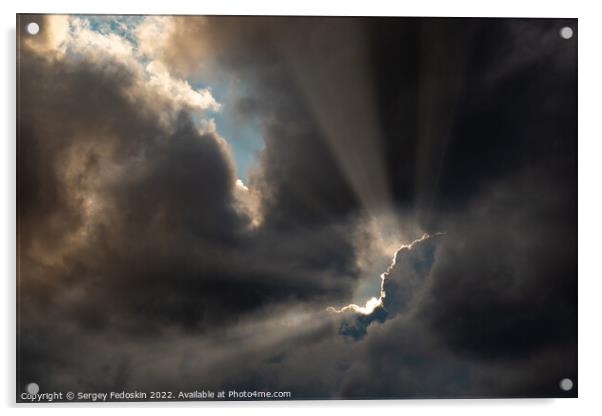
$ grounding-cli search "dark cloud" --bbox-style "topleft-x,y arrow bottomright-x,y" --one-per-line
17,15 -> 577,400
422,167 -> 577,361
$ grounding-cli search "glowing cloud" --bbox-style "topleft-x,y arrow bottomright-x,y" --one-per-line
327,233 -> 435,316
327,296 -> 383,315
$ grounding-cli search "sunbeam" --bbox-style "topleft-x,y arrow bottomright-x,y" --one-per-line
273,19 -> 395,219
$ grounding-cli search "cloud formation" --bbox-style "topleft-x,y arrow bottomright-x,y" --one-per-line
329,233 -> 443,340
17,15 -> 577,400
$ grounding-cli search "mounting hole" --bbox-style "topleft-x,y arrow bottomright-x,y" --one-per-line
559,378 -> 574,391
25,382 -> 39,395
559,26 -> 573,40
26,22 -> 40,35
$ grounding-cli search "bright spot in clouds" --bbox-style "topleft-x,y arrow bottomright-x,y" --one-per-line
327,233 -> 435,316
327,296 -> 383,315
236,179 -> 249,191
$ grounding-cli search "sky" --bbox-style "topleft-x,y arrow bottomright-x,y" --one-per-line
17,14 -> 577,400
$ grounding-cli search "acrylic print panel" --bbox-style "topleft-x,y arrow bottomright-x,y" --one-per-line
16,14 -> 577,402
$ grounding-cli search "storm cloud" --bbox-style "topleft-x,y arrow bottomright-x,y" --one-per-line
17,15 -> 577,400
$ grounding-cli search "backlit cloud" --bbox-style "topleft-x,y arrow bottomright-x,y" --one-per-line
17,15 -> 577,400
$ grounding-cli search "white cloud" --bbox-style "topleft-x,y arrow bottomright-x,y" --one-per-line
28,16 -> 223,124
133,16 -> 175,61
67,18 -> 139,66
146,60 -> 221,112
